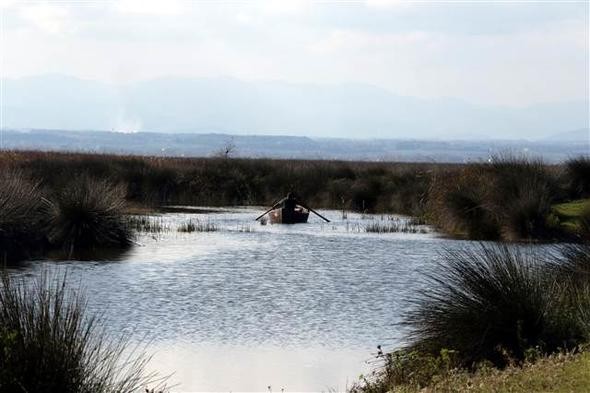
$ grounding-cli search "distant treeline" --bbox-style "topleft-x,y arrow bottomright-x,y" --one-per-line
1,151 -> 589,243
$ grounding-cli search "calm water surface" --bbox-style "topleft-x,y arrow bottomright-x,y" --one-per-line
14,208 -> 480,392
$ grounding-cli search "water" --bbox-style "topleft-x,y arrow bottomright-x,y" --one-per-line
12,208 -> 478,392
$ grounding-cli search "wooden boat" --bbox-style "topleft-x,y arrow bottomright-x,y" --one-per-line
256,193 -> 329,224
269,205 -> 310,224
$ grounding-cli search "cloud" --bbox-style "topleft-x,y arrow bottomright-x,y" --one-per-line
18,3 -> 71,34
365,0 -> 406,9
258,0 -> 312,15
1,1 -> 586,107
114,0 -> 185,16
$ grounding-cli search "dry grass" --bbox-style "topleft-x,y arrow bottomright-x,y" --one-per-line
390,351 -> 590,393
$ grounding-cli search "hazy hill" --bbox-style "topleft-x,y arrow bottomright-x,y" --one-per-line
2,74 -> 587,140
542,128 -> 589,142
2,128 -> 586,163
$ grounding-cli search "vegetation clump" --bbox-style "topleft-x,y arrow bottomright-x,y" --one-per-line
45,176 -> 132,255
0,272 -> 165,393
428,155 -> 560,241
404,244 -> 589,367
365,219 -> 426,234
0,171 -> 47,261
565,156 -> 590,199
126,215 -> 168,233
177,219 -> 217,233
351,243 -> 590,392
0,170 -> 131,262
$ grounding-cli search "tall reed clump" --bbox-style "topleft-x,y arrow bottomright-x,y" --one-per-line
428,166 -> 499,240
488,156 -> 557,241
0,272 -> 165,393
565,156 -> 590,199
350,244 -> 590,393
403,244 -> 590,369
0,170 -> 47,261
45,176 -> 132,255
428,155 -> 558,241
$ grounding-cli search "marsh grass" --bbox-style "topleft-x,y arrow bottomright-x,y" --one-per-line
352,244 -> 590,393
489,156 -> 557,241
352,350 -> 590,393
566,156 -> 590,199
2,150 -> 589,244
428,155 -> 559,241
0,272 -> 166,393
0,170 -> 47,261
177,219 -> 218,233
403,244 -> 590,368
236,224 -> 254,232
44,176 -> 132,256
126,216 -> 168,233
365,220 -> 426,234
3,150 -> 438,214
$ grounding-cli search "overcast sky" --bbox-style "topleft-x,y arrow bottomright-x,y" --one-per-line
1,0 -> 588,108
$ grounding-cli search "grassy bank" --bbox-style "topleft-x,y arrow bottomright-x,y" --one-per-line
351,243 -> 590,393
361,351 -> 590,393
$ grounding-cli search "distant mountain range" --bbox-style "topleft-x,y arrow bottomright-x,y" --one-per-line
2,128 -> 587,163
542,128 -> 589,142
1,74 -> 588,140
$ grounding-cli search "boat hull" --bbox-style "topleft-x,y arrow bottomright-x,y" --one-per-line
269,207 -> 309,224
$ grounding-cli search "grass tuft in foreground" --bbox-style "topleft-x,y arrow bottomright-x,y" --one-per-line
0,271 -> 166,393
351,244 -> 590,393
403,244 -> 589,367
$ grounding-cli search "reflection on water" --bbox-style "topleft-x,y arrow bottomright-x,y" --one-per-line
12,208 -> 475,391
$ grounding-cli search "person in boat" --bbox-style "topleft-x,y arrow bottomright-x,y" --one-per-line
282,192 -> 297,211
255,192 -> 330,222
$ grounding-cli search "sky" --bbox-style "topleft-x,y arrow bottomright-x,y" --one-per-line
0,0 -> 588,109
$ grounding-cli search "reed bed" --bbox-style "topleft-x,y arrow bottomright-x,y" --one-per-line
126,216 -> 169,233
566,156 -> 590,199
177,219 -> 218,233
236,224 -> 255,232
0,150 -> 438,215
0,150 -> 589,247
365,220 -> 427,234
427,155 -> 562,241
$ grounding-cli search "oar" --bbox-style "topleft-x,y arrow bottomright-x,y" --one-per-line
299,203 -> 330,223
255,200 -> 283,221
